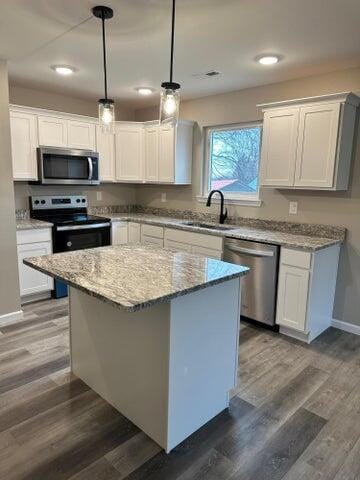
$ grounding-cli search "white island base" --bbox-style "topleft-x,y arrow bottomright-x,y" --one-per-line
69,278 -> 241,453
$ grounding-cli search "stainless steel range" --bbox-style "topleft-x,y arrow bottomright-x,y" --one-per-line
30,195 -> 111,298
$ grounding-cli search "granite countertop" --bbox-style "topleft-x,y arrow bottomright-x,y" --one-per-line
16,218 -> 54,230
24,245 -> 249,312
99,213 -> 342,251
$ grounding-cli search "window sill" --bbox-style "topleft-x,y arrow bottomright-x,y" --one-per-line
196,195 -> 262,207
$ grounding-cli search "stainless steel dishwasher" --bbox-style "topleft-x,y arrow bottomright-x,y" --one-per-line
223,238 -> 279,327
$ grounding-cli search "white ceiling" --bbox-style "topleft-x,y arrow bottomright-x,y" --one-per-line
1,0 -> 360,109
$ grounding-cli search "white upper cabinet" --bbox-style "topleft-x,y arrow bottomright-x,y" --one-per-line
261,108 -> 299,187
143,120 -> 193,184
144,125 -> 159,182
159,124 -> 175,183
96,125 -> 115,182
259,92 -> 359,190
10,110 -> 38,180
38,115 -> 67,147
115,124 -> 144,182
67,120 -> 96,150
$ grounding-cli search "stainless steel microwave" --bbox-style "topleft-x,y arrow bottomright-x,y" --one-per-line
33,147 -> 100,185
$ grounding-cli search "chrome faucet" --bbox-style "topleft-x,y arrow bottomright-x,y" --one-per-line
206,190 -> 228,224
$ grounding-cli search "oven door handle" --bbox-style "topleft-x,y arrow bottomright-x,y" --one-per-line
225,245 -> 275,257
88,157 -> 93,180
56,223 -> 110,232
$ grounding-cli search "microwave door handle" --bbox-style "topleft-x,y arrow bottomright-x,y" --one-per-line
88,157 -> 93,180
227,245 -> 275,258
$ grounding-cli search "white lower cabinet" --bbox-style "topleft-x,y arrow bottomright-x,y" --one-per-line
141,224 -> 164,247
276,245 -> 340,343
111,222 -> 128,245
164,228 -> 223,259
16,228 -> 53,300
128,222 -> 141,244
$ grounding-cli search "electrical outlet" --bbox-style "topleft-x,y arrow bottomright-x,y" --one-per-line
96,191 -> 102,201
161,193 -> 167,203
289,201 -> 298,215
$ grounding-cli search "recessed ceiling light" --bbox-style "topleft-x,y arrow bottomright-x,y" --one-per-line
256,55 -> 281,65
135,87 -> 155,96
51,65 -> 76,76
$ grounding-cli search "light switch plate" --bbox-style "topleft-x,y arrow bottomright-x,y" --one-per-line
289,201 -> 298,215
161,193 -> 167,203
96,191 -> 102,201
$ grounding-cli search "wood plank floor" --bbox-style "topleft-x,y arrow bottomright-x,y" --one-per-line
0,298 -> 360,480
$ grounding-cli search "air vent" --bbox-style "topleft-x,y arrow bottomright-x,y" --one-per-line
192,70 -> 222,80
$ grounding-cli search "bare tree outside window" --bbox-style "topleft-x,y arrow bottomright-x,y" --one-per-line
208,125 -> 262,194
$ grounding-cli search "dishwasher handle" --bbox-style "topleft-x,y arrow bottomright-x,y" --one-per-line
226,244 -> 275,258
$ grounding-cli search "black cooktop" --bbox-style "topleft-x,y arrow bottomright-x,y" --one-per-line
33,213 -> 110,226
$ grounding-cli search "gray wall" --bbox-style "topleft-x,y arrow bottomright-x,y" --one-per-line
135,66 -> 360,328
0,62 -> 21,316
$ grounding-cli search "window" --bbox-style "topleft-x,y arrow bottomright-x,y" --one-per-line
203,123 -> 262,204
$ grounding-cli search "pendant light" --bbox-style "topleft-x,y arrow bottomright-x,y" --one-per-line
92,5 -> 115,134
159,0 -> 180,125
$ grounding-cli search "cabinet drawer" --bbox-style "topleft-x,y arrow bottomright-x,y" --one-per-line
17,228 -> 52,245
141,235 -> 164,247
280,248 -> 312,269
164,239 -> 192,253
141,224 -> 164,239
191,245 -> 222,260
164,228 -> 223,250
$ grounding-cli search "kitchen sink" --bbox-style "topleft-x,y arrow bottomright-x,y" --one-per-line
181,221 -> 236,231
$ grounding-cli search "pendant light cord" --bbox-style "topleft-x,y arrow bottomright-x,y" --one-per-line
101,12 -> 108,101
169,0 -> 176,83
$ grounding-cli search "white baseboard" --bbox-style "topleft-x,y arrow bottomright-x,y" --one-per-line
332,318 -> 360,336
0,309 -> 23,327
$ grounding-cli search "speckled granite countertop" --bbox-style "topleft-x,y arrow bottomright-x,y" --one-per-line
100,213 -> 342,251
24,245 -> 249,312
16,219 -> 53,230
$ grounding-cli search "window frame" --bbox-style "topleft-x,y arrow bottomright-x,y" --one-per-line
199,122 -> 263,206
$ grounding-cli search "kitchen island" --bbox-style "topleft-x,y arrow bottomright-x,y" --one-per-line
25,245 -> 249,452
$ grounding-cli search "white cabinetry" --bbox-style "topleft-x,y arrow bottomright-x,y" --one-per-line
38,115 -> 68,147
276,245 -> 340,343
141,224 -> 164,247
10,110 -> 38,180
16,228 -> 53,301
96,126 -> 115,182
111,221 -> 128,245
128,222 -> 141,244
164,228 -> 223,259
115,124 -> 144,182
67,120 -> 96,150
259,92 -> 359,190
143,121 -> 193,184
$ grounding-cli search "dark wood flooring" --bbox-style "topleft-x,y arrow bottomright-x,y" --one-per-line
0,298 -> 360,479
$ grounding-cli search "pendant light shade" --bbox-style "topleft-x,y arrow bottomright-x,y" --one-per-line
160,0 -> 180,125
93,6 -> 115,134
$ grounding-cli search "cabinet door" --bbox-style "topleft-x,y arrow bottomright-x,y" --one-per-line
38,115 -> 67,147
260,108 -> 299,187
128,223 -> 141,244
164,239 -> 192,253
159,124 -> 175,183
68,120 -> 96,150
17,242 -> 53,296
111,222 -> 128,245
191,245 -> 222,260
10,111 -> 38,180
96,125 -> 115,182
295,103 -> 340,188
141,235 -> 164,247
115,126 -> 144,181
144,126 -> 159,182
276,265 -> 309,332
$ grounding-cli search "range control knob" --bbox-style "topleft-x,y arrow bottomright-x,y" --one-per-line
41,200 -> 46,204
66,241 -> 72,248
34,200 -> 40,205
82,199 -> 86,203
76,198 -> 81,203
